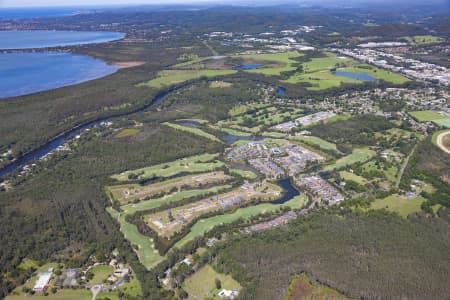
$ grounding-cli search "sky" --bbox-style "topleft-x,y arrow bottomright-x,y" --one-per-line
0,0 -> 447,7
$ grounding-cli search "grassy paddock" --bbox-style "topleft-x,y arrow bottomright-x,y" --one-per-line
111,153 -> 223,181
325,148 -> 376,171
163,122 -> 222,142
369,194 -> 425,218
183,265 -> 241,300
174,195 -> 307,249
408,111 -> 446,122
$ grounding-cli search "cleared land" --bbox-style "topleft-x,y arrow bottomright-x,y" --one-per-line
107,207 -> 163,269
114,128 -> 140,138
339,171 -> 368,185
111,153 -> 223,181
282,52 -> 408,90
403,35 -> 444,45
239,51 -> 303,76
283,273 -> 352,300
108,171 -> 232,204
163,122 -> 222,142
408,110 -> 446,122
433,118 -> 450,128
324,148 -> 376,171
370,194 -> 425,218
138,69 -> 236,89
174,195 -> 307,249
183,265 -> 241,300
289,135 -> 339,152
144,182 -> 282,238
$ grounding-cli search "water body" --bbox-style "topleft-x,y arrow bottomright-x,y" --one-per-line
177,120 -> 201,127
277,87 -> 286,95
233,64 -> 264,70
0,52 -> 119,99
271,179 -> 300,205
0,30 -> 125,50
0,84 -> 186,178
0,7 -> 81,19
334,71 -> 377,81
221,134 -> 264,144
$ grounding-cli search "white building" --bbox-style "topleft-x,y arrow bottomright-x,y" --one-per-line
33,271 -> 53,292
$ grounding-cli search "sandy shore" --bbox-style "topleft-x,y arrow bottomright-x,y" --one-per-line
112,61 -> 146,68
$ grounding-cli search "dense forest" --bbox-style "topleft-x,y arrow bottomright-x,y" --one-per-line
215,209 -> 450,300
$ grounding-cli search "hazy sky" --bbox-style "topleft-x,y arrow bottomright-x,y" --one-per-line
1,0 -> 219,7
1,0 -> 447,7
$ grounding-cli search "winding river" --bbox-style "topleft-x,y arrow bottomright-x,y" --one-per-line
0,86 -> 183,178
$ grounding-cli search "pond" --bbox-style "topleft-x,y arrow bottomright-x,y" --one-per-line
334,71 -> 377,81
233,64 -> 264,70
271,178 -> 300,205
177,120 -> 202,127
277,87 -> 286,95
221,134 -> 264,144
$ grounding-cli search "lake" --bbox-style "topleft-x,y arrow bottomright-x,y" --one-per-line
233,64 -> 264,70
0,30 -> 125,50
335,71 -> 377,81
0,52 -> 118,99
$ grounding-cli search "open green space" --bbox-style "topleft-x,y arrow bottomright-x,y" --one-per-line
120,185 -> 232,215
289,135 -> 339,152
174,195 -> 307,249
107,207 -> 163,269
369,194 -> 425,218
114,128 -> 140,138
111,153 -> 223,182
138,69 -> 236,89
324,148 -> 376,171
6,289 -> 92,300
238,51 -> 303,76
229,168 -> 257,179
88,265 -> 114,285
408,110 -> 446,122
228,103 -> 270,117
17,258 -> 40,271
433,118 -> 450,128
403,35 -> 444,45
283,273 -> 352,300
339,171 -> 368,185
361,160 -> 398,182
183,264 -> 241,300
281,52 -> 408,90
163,122 -> 222,142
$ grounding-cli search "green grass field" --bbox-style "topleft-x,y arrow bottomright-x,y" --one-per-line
138,69 -> 236,89
163,122 -> 222,142
408,111 -> 446,122
114,128 -> 140,138
6,289 -> 92,300
228,103 -> 270,117
339,171 -> 368,185
289,135 -> 339,152
403,35 -> 444,45
361,160 -> 398,182
88,265 -> 114,285
183,265 -> 241,300
238,51 -> 303,76
17,258 -> 40,271
370,194 -> 425,218
107,207 -> 163,269
324,148 -> 376,171
282,52 -> 408,90
120,185 -> 232,215
111,153 -> 223,181
229,168 -> 257,179
433,118 -> 450,129
174,195 -> 307,249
